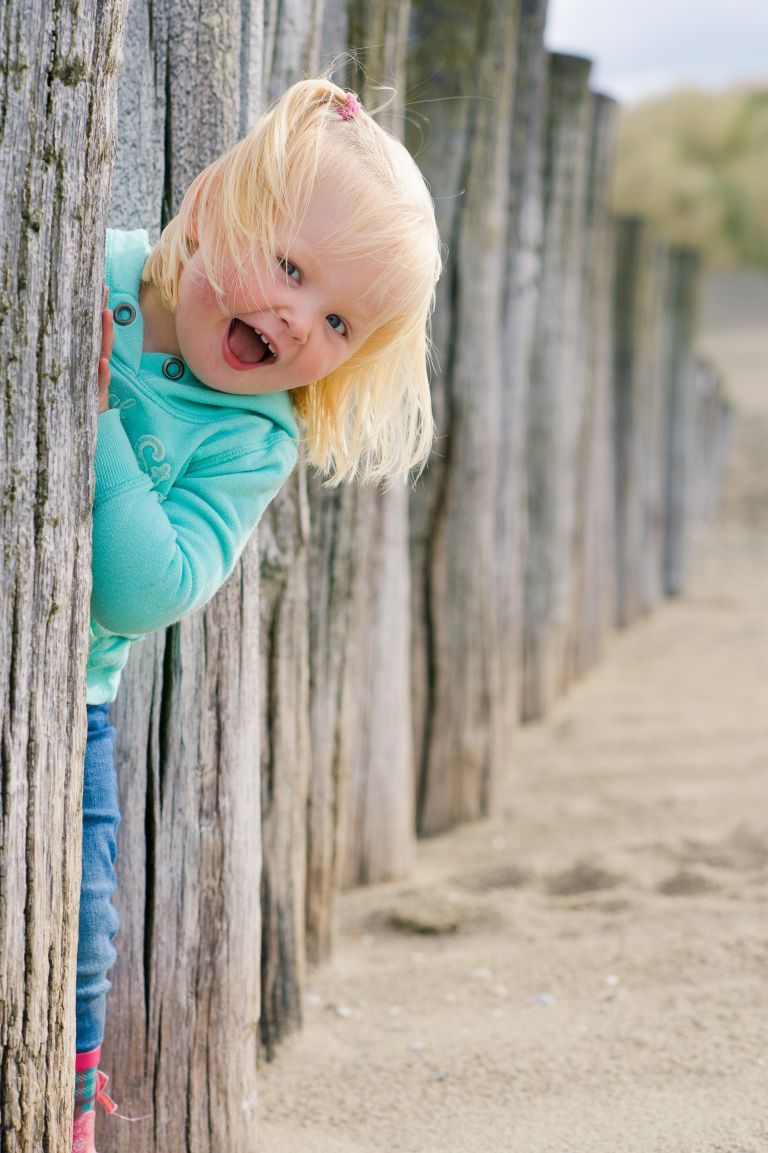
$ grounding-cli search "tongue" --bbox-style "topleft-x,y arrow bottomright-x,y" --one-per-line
228,319 -> 269,364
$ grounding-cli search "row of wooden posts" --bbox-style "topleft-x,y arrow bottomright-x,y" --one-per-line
0,0 -> 731,1147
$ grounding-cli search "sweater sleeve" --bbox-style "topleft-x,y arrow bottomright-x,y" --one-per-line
91,408 -> 297,636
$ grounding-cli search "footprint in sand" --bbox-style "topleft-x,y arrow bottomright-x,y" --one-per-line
677,825 -> 768,873
656,868 -> 722,896
453,862 -> 532,893
544,860 -> 625,897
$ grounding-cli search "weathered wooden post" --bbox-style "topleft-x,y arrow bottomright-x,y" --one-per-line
710,375 -> 733,519
521,52 -> 592,720
567,93 -> 619,676
690,361 -> 732,523
0,0 -> 127,1146
408,0 -> 519,835
338,467 -> 415,888
104,2 -> 272,1144
256,478 -> 310,1059
492,0 -> 549,767
638,245 -> 670,615
612,217 -> 641,627
663,248 -> 701,596
305,476 -> 358,952
611,218 -> 667,626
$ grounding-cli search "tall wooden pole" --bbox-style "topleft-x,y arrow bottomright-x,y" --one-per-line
409,0 -> 519,835
663,249 -> 701,596
0,0 -> 128,1146
492,0 -> 549,773
567,93 -> 619,675
522,52 -> 592,720
105,2 -> 270,1144
612,218 -> 669,625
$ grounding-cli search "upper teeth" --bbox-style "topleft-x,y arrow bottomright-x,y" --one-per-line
255,329 -> 277,358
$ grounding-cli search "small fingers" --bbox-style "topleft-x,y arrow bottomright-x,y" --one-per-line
98,356 -> 111,390
98,357 -> 111,413
101,304 -> 115,361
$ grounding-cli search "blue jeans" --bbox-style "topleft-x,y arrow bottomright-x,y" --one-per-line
76,704 -> 121,1052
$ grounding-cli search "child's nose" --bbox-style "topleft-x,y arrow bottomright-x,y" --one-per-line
277,301 -> 313,343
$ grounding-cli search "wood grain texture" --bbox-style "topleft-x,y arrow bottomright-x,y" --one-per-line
492,0 -> 548,765
638,247 -> 670,617
305,477 -> 357,958
108,563 -> 263,1151
258,472 -> 310,1060
522,52 -> 592,721
0,0 -> 127,1146
339,481 -> 415,888
567,93 -> 619,677
612,218 -> 669,626
690,362 -> 732,525
103,3 -> 268,1148
662,249 -> 702,597
409,0 -> 519,835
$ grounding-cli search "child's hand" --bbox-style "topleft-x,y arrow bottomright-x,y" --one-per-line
98,286 -> 114,413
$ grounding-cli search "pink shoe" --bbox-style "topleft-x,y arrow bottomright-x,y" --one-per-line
72,1107 -> 97,1153
73,1047 -> 103,1153
72,1047 -> 142,1153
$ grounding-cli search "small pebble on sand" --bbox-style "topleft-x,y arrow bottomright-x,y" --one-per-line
469,967 -> 492,981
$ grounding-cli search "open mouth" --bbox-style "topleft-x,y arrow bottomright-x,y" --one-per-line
223,319 -> 278,371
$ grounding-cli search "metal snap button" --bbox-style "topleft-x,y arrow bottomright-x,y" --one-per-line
113,303 -> 136,326
162,357 -> 185,380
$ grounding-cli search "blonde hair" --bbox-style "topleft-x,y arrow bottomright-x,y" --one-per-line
142,77 -> 442,486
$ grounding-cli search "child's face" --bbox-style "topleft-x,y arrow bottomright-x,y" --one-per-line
172,183 -> 385,396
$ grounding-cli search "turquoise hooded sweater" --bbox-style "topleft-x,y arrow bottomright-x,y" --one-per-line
87,229 -> 299,704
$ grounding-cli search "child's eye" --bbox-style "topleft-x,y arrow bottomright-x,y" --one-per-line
278,257 -> 301,282
326,313 -> 347,337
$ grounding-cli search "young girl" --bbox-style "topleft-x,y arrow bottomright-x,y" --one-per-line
75,77 -> 441,1151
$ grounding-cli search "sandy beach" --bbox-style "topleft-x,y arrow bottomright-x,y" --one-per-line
258,273 -> 768,1153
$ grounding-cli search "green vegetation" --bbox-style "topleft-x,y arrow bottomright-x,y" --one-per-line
613,86 -> 768,267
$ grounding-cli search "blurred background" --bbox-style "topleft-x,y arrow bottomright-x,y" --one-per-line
547,0 -> 768,103
548,0 -> 768,415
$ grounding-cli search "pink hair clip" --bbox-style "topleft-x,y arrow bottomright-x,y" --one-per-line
337,90 -> 362,121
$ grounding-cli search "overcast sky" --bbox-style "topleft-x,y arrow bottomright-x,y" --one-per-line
545,0 -> 768,103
